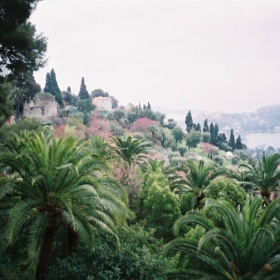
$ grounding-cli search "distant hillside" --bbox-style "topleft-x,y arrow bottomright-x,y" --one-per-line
154,104 -> 280,136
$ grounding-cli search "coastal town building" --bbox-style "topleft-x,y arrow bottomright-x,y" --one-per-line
92,97 -> 112,111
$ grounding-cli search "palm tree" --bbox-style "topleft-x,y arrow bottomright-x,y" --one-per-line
0,132 -> 131,280
88,135 -> 113,163
110,135 -> 150,169
164,198 -> 280,279
238,153 -> 280,204
175,160 -> 226,208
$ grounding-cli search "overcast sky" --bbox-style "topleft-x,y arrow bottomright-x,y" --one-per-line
30,0 -> 280,113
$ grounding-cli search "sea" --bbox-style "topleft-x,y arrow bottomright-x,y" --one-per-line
244,132 -> 280,149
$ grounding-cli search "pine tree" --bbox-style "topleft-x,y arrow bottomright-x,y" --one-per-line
229,129 -> 236,151
203,119 -> 209,132
185,111 -> 194,133
44,69 -> 64,107
147,102 -> 151,110
79,77 -> 90,100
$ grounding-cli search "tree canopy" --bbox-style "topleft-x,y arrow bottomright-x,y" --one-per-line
0,0 -> 47,78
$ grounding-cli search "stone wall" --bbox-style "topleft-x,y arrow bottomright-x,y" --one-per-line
23,93 -> 59,122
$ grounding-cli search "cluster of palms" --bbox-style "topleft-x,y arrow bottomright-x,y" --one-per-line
0,132 -> 149,280
1,128 -> 280,280
164,152 -> 280,279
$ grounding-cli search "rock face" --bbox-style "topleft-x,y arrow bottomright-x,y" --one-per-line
23,93 -> 59,122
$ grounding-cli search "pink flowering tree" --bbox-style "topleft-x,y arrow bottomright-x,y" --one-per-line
130,117 -> 157,133
201,142 -> 219,159
86,116 -> 111,140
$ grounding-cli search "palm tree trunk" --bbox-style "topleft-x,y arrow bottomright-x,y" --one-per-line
68,225 -> 79,254
36,219 -> 58,280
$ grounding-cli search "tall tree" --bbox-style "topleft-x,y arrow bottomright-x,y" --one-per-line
185,111 -> 193,133
0,0 -> 47,124
209,122 -> 215,145
0,1 -> 47,78
147,102 -> 151,110
229,129 -> 236,151
0,78 -> 14,126
44,69 -> 64,107
203,119 -> 209,132
236,135 -> 245,150
195,123 -> 201,132
79,77 -> 90,100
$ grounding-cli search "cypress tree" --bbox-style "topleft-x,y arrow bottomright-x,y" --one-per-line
44,69 -> 64,107
203,119 -> 209,132
195,123 -> 201,132
79,77 -> 90,100
236,135 -> 244,150
147,102 -> 151,110
210,123 -> 215,145
213,123 -> 219,145
185,111 -> 194,133
229,129 -> 236,151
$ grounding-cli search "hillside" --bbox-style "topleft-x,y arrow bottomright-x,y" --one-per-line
154,104 -> 280,136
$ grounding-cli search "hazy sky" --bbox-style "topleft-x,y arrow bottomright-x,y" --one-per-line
31,0 -> 280,113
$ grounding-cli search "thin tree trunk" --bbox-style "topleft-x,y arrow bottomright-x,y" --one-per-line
36,219 -> 58,280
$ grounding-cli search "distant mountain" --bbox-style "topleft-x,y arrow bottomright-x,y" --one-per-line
153,104 -> 280,136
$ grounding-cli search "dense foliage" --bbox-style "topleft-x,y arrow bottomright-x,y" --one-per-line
1,3 -> 280,279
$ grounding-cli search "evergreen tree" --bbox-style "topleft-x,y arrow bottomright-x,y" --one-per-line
79,77 -> 90,100
67,86 -> 71,93
229,129 -> 236,151
203,119 -> 209,132
0,1 -> 47,78
217,132 -> 227,148
213,123 -> 219,145
236,135 -> 244,150
143,104 -> 147,110
111,96 -> 119,109
195,123 -> 201,132
0,78 -> 14,126
209,122 -> 215,145
147,102 -> 151,110
44,69 -> 64,107
185,111 -> 194,133
91,89 -> 109,98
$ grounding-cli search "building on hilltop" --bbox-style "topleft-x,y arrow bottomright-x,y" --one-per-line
23,92 -> 59,122
93,97 -> 112,111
